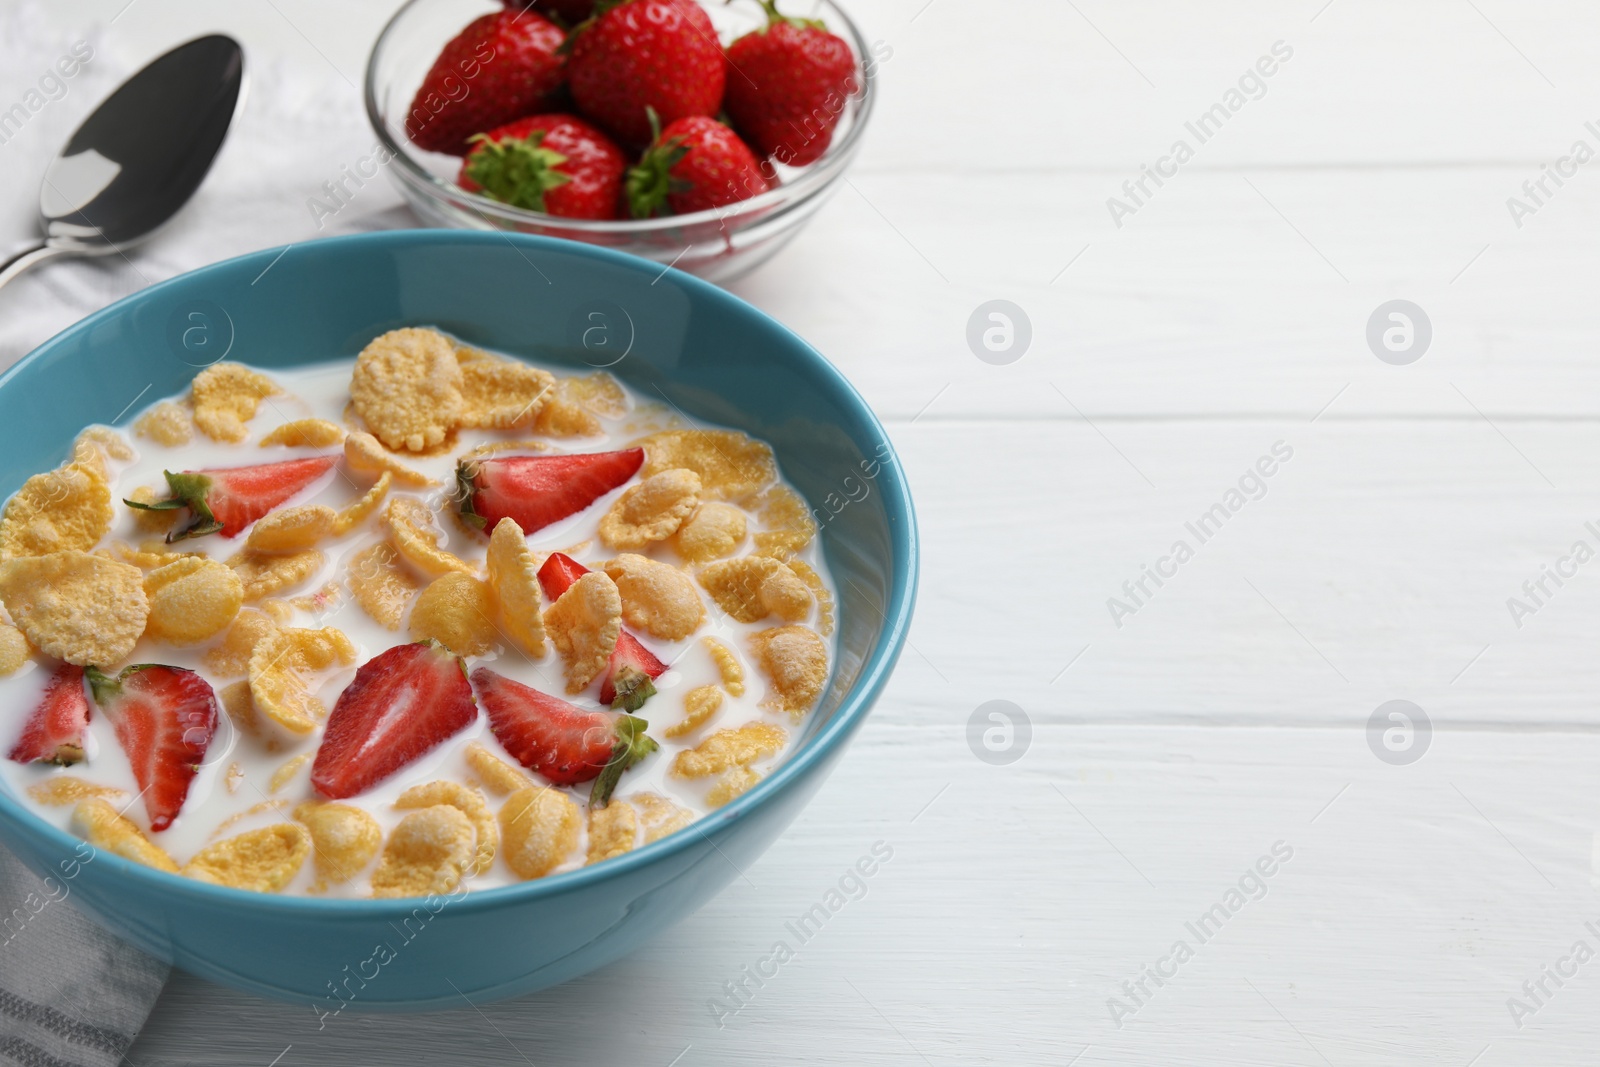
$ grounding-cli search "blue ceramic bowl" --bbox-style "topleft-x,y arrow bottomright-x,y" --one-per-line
0,230 -> 917,1008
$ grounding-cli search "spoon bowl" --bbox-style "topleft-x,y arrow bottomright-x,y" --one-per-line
0,34 -> 245,287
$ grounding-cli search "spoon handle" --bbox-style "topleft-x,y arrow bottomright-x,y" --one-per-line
0,242 -> 69,293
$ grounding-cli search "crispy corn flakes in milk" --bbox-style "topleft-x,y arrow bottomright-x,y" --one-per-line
0,328 -> 835,897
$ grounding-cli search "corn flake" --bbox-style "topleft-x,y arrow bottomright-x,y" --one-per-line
346,541 -> 420,630
28,777 -> 126,807
259,419 -> 345,448
664,685 -> 723,739
396,781 -> 497,876
698,556 -> 812,625
0,622 -> 27,677
191,363 -> 281,443
634,430 -> 776,501
787,559 -> 834,636
72,426 -> 133,471
751,625 -> 828,718
184,823 -> 310,892
227,548 -> 324,602
533,398 -> 602,438
672,502 -> 747,563
268,753 -> 312,793
702,636 -> 746,697
485,518 -> 546,657
350,328 -> 464,452
143,556 -> 244,645
217,679 -> 263,739
244,505 -> 335,556
371,804 -> 475,897
599,469 -> 701,550
409,572 -> 497,657
343,431 -> 437,488
459,358 -> 555,429
106,539 -> 197,570
461,744 -> 528,798
294,802 -> 382,884
0,551 -> 146,666
631,791 -> 694,844
332,472 -> 391,536
205,608 -> 280,677
601,554 -> 703,641
0,461 -> 113,560
707,766 -> 761,808
751,485 -> 818,559
71,798 -> 178,872
134,401 -> 194,446
249,625 -> 356,734
385,498 -> 474,579
560,372 -> 629,419
671,722 -> 788,779
287,581 -> 343,619
586,801 -> 637,865
543,571 -> 621,693
500,786 -> 580,881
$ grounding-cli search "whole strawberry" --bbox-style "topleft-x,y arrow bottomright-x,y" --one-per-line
405,9 -> 566,156
724,1 -> 857,166
567,0 -> 725,146
458,114 -> 626,219
504,0 -> 596,24
627,113 -> 771,217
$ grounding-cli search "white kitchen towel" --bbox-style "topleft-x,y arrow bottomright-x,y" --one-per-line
0,8 -> 412,1062
0,846 -> 168,1067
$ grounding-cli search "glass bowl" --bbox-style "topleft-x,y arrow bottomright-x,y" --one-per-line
364,0 -> 877,284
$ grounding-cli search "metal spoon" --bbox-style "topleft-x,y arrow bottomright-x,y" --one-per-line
0,34 -> 245,291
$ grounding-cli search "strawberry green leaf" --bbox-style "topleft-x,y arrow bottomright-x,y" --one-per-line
589,714 -> 658,807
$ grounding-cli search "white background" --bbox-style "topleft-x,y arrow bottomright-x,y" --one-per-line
8,0 -> 1600,1063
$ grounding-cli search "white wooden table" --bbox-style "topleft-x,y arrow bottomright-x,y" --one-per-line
13,0 -> 1600,1063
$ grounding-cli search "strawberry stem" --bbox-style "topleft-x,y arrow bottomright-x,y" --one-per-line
124,470 -> 222,542
463,131 -> 572,213
454,461 -> 487,531
590,714 -> 658,807
609,666 -> 657,713
624,108 -> 691,219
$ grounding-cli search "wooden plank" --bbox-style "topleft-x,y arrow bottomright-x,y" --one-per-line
132,723 -> 1600,1065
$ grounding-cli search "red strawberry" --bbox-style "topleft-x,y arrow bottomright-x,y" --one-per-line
124,455 -> 335,541
88,665 -> 218,832
311,642 -> 477,800
567,0 -> 725,146
456,449 -> 643,534
458,114 -> 626,219
600,632 -> 667,709
724,2 -> 857,166
472,666 -> 657,804
626,115 -> 771,218
536,552 -> 667,708
505,0 -> 596,25
405,9 -> 566,156
8,663 -> 90,766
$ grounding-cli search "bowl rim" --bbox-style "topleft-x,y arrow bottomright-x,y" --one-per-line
0,229 -> 919,916
363,0 -> 878,234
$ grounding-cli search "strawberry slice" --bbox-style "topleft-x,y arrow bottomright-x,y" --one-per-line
311,642 -> 477,800
125,455 -> 336,541
472,666 -> 657,805
456,449 -> 644,535
87,665 -> 218,831
8,663 -> 90,766
536,552 -> 668,708
600,634 -> 668,710
535,551 -> 590,600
